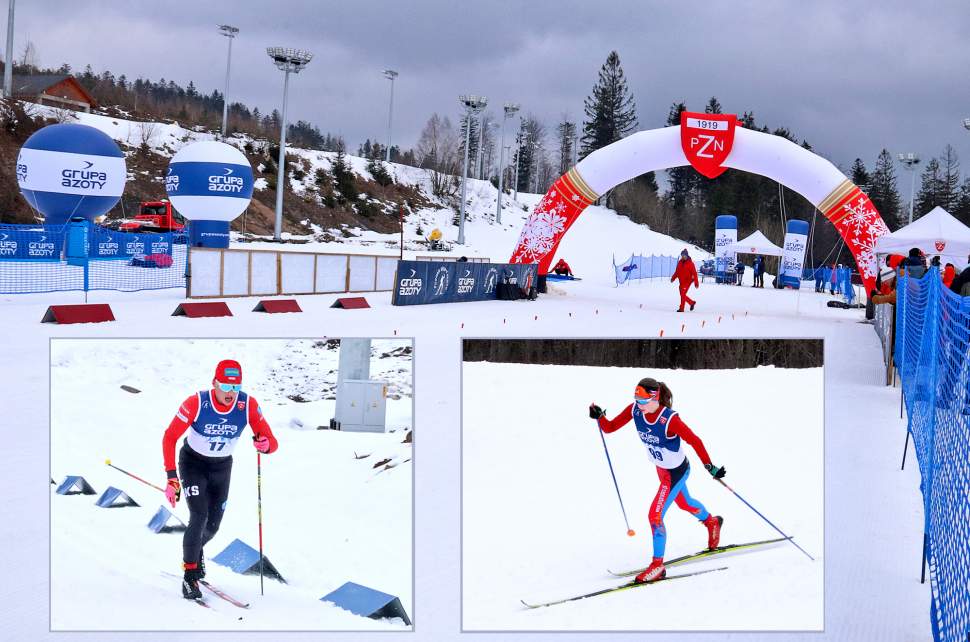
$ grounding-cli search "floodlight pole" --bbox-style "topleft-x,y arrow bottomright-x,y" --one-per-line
3,0 -> 15,99
495,103 -> 519,225
897,153 -> 920,226
458,94 -> 486,245
267,47 -> 313,241
383,69 -> 398,162
218,25 -> 239,139
513,130 -> 522,201
476,114 -> 488,180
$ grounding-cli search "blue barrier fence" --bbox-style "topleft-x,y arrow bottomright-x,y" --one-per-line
613,254 -> 678,285
0,221 -> 186,294
895,268 -> 970,642
392,259 -> 536,305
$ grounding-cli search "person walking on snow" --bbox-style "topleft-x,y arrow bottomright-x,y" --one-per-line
162,359 -> 279,601
589,378 -> 726,584
734,260 -> 745,286
671,249 -> 699,312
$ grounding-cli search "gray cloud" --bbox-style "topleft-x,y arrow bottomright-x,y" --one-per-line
10,0 -> 970,188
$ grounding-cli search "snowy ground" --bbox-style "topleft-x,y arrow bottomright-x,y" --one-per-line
463,363 -> 823,631
49,339 -> 412,630
1,173 -> 933,640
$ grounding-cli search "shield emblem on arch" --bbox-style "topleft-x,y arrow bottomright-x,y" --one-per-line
935,240 -> 946,252
680,111 -> 737,179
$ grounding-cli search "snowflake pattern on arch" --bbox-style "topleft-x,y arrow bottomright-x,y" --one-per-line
512,190 -> 571,263
832,192 -> 890,283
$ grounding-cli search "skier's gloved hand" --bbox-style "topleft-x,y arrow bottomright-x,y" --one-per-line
705,463 -> 726,480
253,435 -> 271,453
589,404 -> 605,420
165,477 -> 181,507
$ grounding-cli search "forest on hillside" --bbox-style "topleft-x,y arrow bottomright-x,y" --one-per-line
3,51 -> 969,265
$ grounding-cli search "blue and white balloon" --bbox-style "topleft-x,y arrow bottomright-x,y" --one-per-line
166,141 -> 253,221
167,141 -> 253,248
17,123 -> 126,225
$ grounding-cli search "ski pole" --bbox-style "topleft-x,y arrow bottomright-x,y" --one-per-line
595,419 -> 635,537
104,459 -> 165,492
257,452 -> 264,596
716,478 -> 814,561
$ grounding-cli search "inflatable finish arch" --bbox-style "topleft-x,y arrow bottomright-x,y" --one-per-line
509,122 -> 889,293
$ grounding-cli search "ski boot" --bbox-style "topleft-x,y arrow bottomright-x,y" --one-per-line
182,563 -> 203,600
704,514 -> 723,550
634,557 -> 666,583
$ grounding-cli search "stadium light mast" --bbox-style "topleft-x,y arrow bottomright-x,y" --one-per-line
3,0 -> 15,98
457,94 -> 487,245
383,69 -> 398,162
218,24 -> 239,139
266,47 -> 313,241
897,152 -> 921,226
495,103 -> 519,224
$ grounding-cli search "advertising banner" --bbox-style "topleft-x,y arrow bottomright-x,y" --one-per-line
780,219 -> 810,289
392,260 -> 535,306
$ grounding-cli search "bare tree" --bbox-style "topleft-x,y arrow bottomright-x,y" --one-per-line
139,121 -> 159,156
416,113 -> 460,198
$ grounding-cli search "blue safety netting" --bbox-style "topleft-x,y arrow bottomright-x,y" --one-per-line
895,268 -> 970,642
613,254 -> 678,285
0,221 -> 187,294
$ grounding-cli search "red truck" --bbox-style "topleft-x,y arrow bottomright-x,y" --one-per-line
117,200 -> 186,233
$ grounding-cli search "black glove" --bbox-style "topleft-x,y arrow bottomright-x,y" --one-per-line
705,463 -> 726,479
589,404 -> 605,420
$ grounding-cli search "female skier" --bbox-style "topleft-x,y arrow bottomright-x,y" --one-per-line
162,359 -> 279,600
590,377 -> 726,583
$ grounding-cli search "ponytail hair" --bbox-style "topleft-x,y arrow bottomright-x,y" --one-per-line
637,377 -> 674,409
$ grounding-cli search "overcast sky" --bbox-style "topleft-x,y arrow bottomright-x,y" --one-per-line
11,0 -> 970,186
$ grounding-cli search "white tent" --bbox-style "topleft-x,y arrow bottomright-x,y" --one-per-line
728,230 -> 785,256
874,206 -> 970,266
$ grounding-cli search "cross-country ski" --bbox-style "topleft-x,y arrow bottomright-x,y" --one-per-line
607,536 -> 791,577
521,566 -> 728,609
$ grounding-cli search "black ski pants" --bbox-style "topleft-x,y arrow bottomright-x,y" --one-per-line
178,443 -> 233,565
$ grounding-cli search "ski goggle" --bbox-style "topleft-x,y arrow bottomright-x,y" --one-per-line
634,386 -> 659,404
216,382 -> 242,392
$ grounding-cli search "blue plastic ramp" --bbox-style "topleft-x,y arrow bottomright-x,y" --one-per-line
321,581 -> 411,626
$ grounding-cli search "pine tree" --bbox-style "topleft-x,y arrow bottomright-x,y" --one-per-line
869,149 -> 902,230
580,51 -> 637,159
556,119 -> 577,175
664,101 -> 694,211
939,144 -> 960,210
953,177 -> 970,227
850,158 -> 871,192
704,96 -> 722,114
915,157 -> 944,218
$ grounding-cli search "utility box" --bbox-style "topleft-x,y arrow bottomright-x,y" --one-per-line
333,379 -> 388,433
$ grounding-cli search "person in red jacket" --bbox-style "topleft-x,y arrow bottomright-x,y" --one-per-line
162,359 -> 279,601
671,249 -> 699,312
943,263 -> 956,289
552,258 -> 573,277
590,377 -> 725,583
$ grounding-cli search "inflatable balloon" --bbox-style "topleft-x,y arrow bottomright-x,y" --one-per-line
780,219 -> 810,289
17,123 -> 126,225
714,215 -> 737,283
510,112 -> 889,294
166,141 -> 253,248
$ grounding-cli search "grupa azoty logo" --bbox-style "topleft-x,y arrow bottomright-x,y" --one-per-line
399,268 -> 423,296
208,166 -> 245,193
457,267 -> 475,294
203,417 -> 240,436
